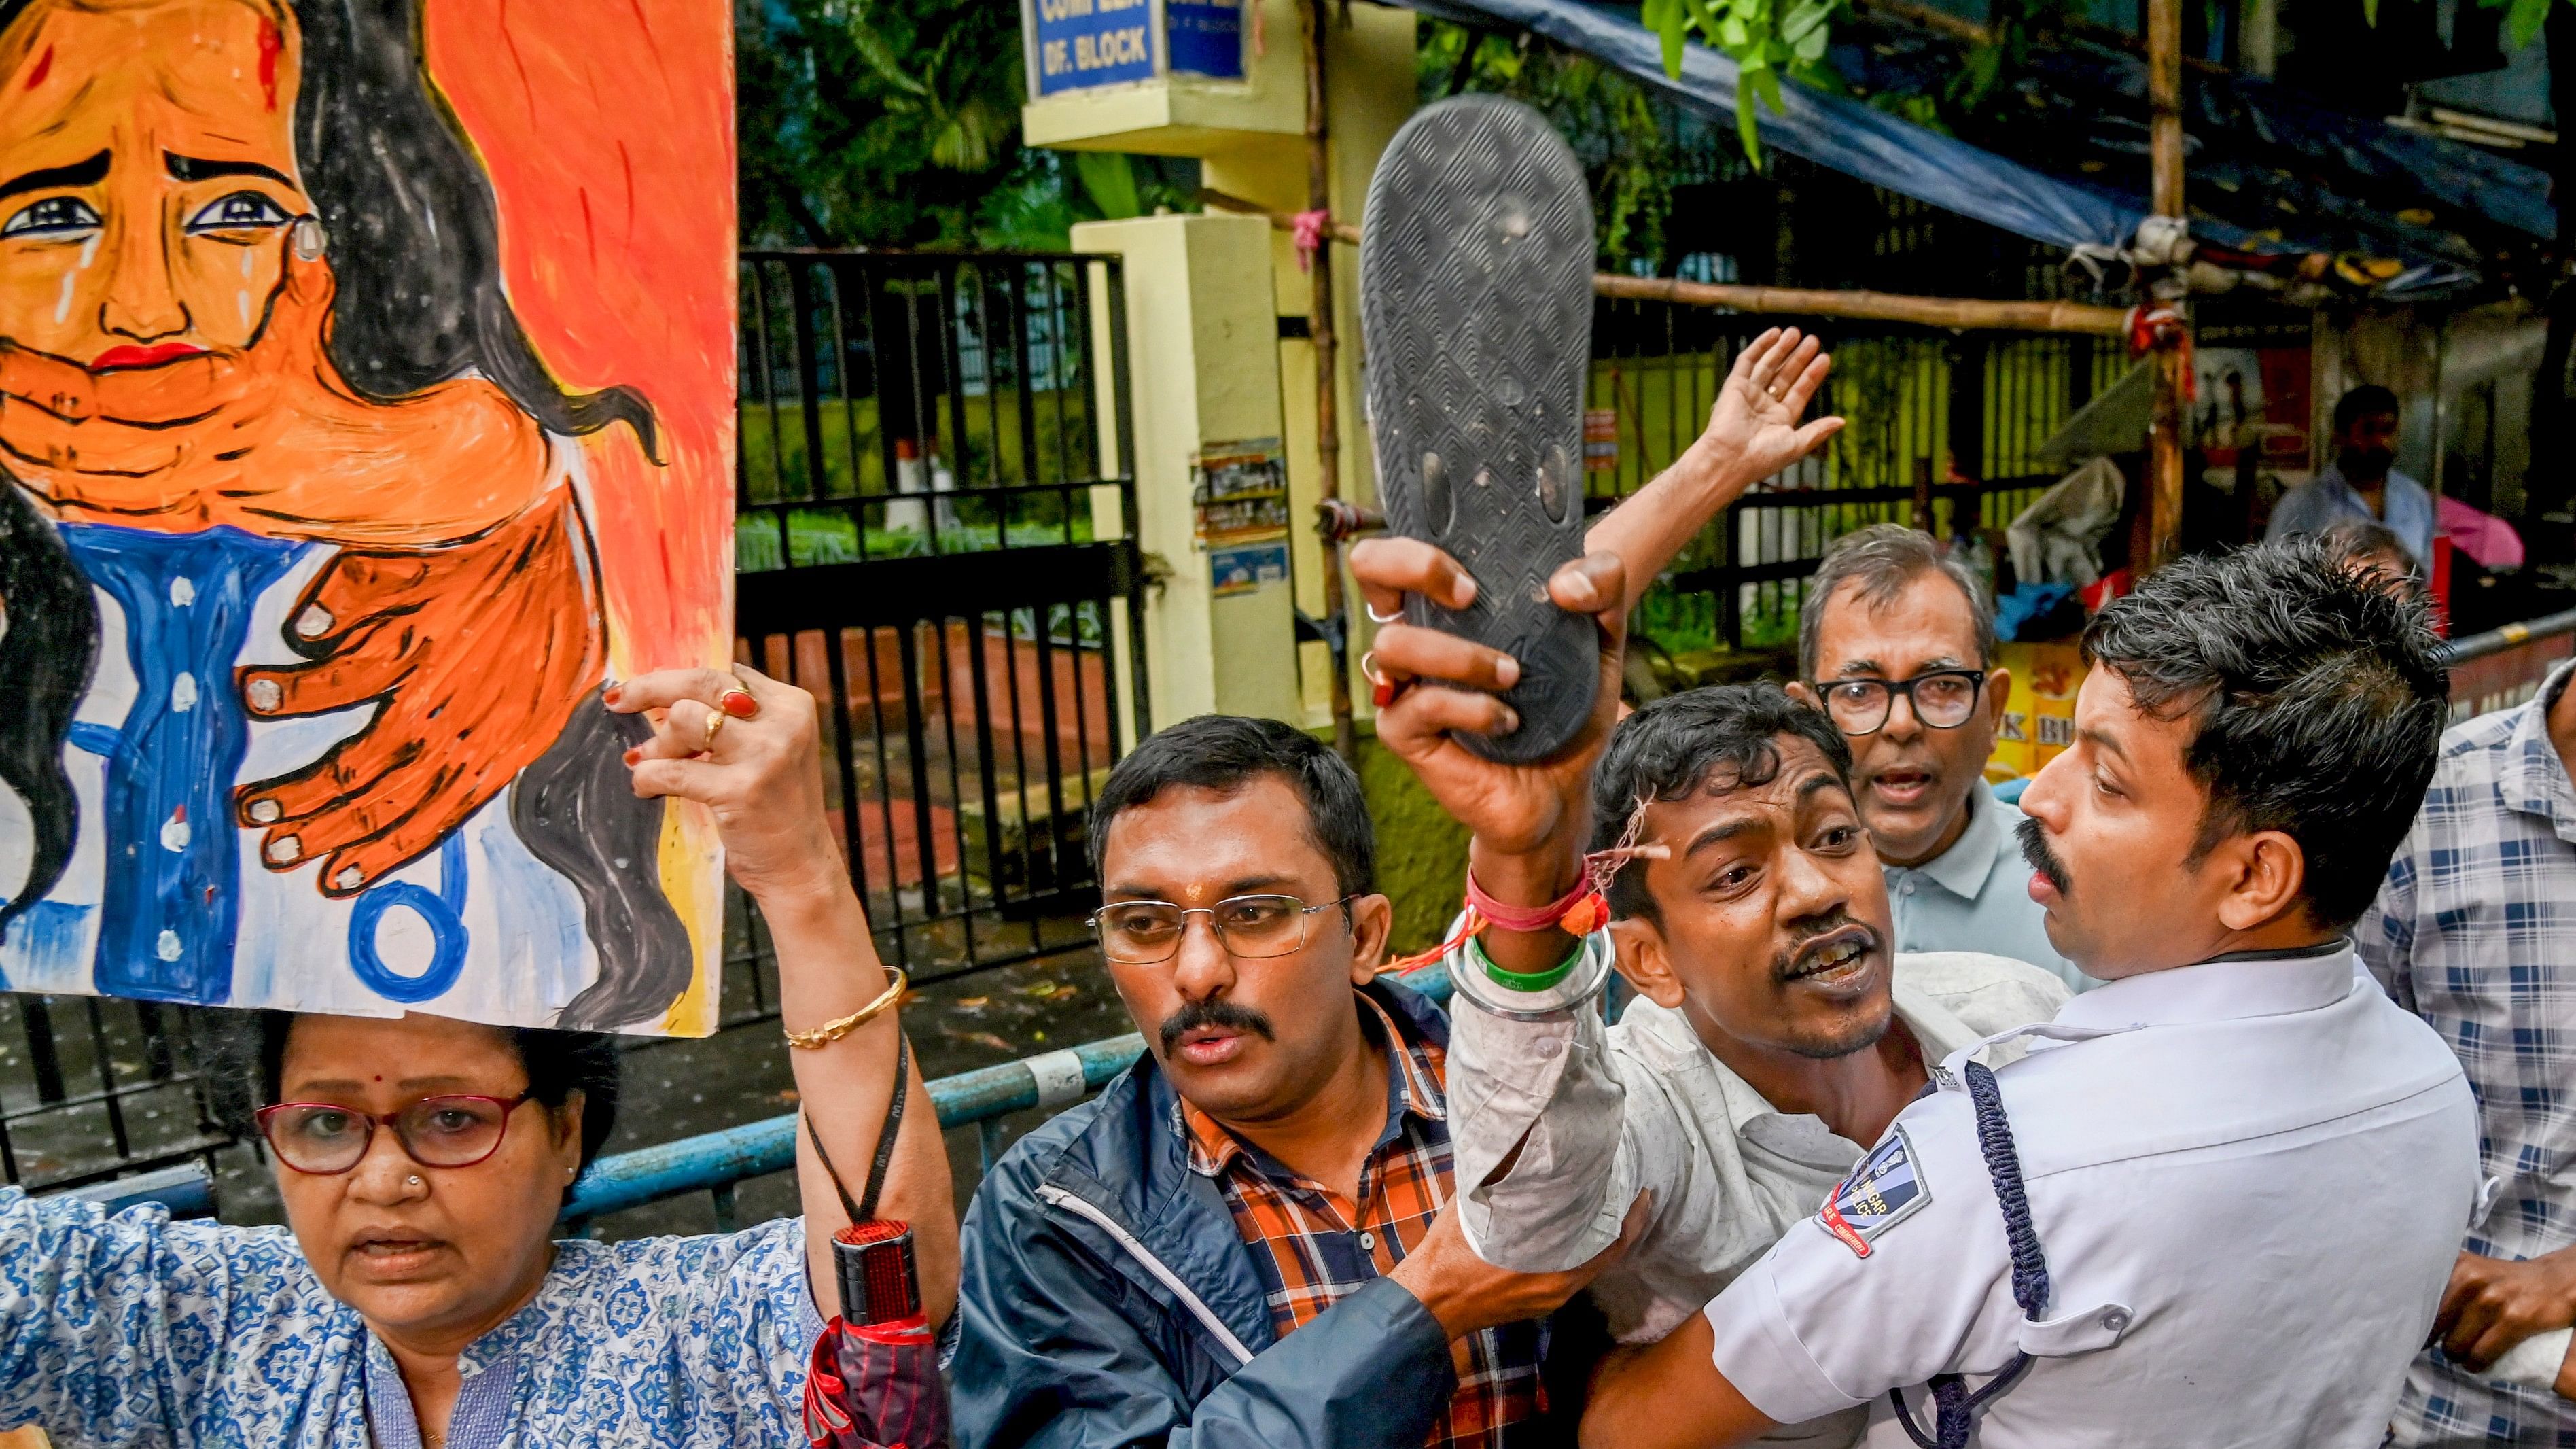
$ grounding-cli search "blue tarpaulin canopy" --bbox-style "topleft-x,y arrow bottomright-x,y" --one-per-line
1387,0 -> 2553,288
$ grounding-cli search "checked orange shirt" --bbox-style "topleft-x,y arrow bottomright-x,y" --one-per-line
1182,992 -> 1547,1449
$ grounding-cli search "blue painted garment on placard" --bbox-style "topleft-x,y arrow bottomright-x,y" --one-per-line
0,1187 -> 824,1446
55,523 -> 305,1004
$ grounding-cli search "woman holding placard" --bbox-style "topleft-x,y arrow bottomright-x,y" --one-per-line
0,665 -> 957,1446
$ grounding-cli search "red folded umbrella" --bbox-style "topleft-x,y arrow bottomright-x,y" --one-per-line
802,1221 -> 951,1449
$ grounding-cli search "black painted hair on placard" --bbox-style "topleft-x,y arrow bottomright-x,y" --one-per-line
0,485 -> 95,938
1091,715 -> 1377,896
1589,684 -> 1853,922
2081,535 -> 2448,931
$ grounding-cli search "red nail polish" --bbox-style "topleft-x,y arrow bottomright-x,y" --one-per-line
603,684 -> 623,705
623,748 -> 641,766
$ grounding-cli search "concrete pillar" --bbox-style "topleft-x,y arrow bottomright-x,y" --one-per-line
1077,213 -> 1302,730
1028,0 -> 1417,733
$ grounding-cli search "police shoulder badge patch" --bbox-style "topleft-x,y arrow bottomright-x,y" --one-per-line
1816,1125 -> 1929,1259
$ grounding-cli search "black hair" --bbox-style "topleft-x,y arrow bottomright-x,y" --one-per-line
2315,518 -> 2407,563
2333,384 -> 2400,436
1090,715 -> 1376,896
1588,684 -> 1853,923
1798,523 -> 1996,680
0,484 -> 94,938
2081,536 -> 2448,930
221,1009 -> 624,1173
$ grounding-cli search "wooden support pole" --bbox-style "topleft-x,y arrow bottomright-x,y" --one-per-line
2145,0 -> 2189,570
1202,195 -> 2135,336
1592,275 -> 2132,336
1302,0 -> 1358,767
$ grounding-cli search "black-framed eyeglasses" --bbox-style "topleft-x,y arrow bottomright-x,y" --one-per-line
253,1090 -> 539,1175
1814,669 -> 1988,736
1089,894 -> 1358,966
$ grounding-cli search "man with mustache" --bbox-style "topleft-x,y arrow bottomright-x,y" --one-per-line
947,327 -> 1842,1448
2268,384 -> 2435,574
1358,517 -> 2063,1442
945,714 -> 1634,1448
1788,525 -> 2087,992
1576,538 -> 2477,1448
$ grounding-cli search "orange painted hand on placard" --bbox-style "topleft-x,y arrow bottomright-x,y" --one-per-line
0,232 -> 548,546
232,487 -> 607,897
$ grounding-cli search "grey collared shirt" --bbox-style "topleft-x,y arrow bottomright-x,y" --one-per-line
1442,935 -> 2067,1395
1883,786 -> 2095,994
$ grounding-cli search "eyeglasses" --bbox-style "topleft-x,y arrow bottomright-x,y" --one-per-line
1814,669 -> 1988,736
254,1091 -> 538,1175
1089,894 -> 1357,966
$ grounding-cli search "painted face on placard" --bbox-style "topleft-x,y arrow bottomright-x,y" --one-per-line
0,0 -> 313,368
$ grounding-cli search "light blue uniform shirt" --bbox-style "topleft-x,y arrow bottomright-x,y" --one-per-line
1882,786 -> 2096,994
2265,462 -> 2438,572
0,1186 -> 826,1447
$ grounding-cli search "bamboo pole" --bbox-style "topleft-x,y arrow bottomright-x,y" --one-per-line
1301,0 -> 1358,767
1593,274 -> 2132,336
2145,0 -> 2188,570
1201,192 -> 2133,336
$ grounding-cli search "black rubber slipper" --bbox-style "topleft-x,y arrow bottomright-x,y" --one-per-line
1361,94 -> 1598,765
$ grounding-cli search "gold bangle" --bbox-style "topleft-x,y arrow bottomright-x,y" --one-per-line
783,967 -> 908,1050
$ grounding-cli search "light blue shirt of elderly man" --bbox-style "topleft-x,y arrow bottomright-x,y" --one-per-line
2267,383 -> 2436,573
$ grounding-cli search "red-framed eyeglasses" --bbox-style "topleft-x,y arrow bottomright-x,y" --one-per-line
253,1090 -> 539,1176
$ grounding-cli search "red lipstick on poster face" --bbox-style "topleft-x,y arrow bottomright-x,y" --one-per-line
90,341 -> 210,370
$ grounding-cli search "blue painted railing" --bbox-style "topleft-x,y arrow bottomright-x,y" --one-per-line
562,961 -> 1456,1229
41,966 -> 1458,1231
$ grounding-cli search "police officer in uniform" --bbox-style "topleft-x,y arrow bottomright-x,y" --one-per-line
1574,538 -> 2479,1448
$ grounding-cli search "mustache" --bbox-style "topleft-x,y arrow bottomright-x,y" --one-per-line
1771,910 -> 1880,982
2017,816 -> 2073,897
1157,997 -> 1277,1053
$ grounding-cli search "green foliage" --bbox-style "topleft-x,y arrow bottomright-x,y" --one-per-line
1637,0 -> 1843,158
737,0 -> 1029,247
1418,23 -> 1692,268
2367,0 -> 2554,48
2502,0 -> 2556,48
1074,152 -> 1145,220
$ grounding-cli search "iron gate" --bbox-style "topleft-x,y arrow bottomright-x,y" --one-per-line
730,249 -> 1148,996
0,994 -> 230,1193
1587,300 -> 2132,657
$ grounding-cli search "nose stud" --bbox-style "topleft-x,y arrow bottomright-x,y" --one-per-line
406,1174 -> 423,1188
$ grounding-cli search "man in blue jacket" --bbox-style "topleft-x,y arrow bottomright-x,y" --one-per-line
950,714 -> 1630,1448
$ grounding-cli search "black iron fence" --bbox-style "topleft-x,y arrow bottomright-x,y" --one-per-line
0,996 -> 230,1193
730,249 -> 1148,1001
1585,299 -> 2132,659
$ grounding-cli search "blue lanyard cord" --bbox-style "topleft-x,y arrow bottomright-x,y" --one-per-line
1890,1060 -> 2052,1449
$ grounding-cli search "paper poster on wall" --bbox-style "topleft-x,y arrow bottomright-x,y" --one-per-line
1211,542 -> 1290,597
0,0 -> 737,1034
1192,437 -> 1290,548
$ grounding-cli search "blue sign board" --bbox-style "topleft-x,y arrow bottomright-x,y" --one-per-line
1166,0 -> 1245,79
1032,0 -> 1158,96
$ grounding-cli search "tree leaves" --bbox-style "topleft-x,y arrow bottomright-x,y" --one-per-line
1642,0 -> 1848,159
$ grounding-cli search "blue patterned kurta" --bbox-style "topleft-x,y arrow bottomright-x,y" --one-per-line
2361,658 -> 2576,1444
0,1185 -> 823,1447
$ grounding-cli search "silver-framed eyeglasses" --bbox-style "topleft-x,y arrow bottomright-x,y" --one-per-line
1815,669 -> 1987,736
1089,894 -> 1357,965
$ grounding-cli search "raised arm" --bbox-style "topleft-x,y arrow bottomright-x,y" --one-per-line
1580,326 -> 1841,617
612,667 -> 959,1327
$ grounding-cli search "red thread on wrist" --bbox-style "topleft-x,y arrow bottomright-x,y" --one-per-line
1464,868 -> 1591,933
